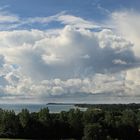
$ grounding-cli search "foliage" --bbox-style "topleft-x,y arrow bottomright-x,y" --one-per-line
0,104 -> 140,139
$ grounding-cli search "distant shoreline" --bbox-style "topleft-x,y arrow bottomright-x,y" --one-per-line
46,103 -> 75,105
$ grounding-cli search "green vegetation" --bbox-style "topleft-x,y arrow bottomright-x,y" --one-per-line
0,104 -> 140,139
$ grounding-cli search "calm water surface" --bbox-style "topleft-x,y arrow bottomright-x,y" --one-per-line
0,104 -> 87,114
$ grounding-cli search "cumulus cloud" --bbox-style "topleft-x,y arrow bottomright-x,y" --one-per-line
110,10 -> 140,57
125,68 -> 140,96
0,55 -> 5,68
0,10 -> 139,103
0,26 -> 137,80
101,10 -> 140,100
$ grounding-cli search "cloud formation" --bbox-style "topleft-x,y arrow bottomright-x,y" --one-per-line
0,9 -> 139,103
110,10 -> 140,57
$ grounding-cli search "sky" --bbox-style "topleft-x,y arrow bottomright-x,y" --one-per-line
0,0 -> 140,104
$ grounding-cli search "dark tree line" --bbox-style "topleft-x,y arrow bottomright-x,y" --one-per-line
0,104 -> 140,139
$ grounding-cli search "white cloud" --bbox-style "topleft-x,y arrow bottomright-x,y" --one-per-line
1,26 -> 136,79
112,59 -> 127,65
27,11 -> 100,29
0,23 -> 138,102
0,11 -> 19,23
110,10 -> 140,57
57,15 -> 100,29
0,10 -> 102,31
0,10 -> 20,30
0,10 -> 139,103
124,68 -> 140,96
3,73 -> 124,99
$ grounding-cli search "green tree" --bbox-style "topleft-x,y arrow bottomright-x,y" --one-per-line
38,108 -> 51,127
59,111 -> 68,123
68,109 -> 84,139
83,123 -> 102,140
83,109 -> 104,124
18,109 -> 30,128
0,110 -> 20,137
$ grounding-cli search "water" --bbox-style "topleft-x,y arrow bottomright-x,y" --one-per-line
0,104 -> 87,114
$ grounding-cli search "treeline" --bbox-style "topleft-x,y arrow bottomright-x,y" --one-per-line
0,105 -> 140,139
75,103 -> 140,111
